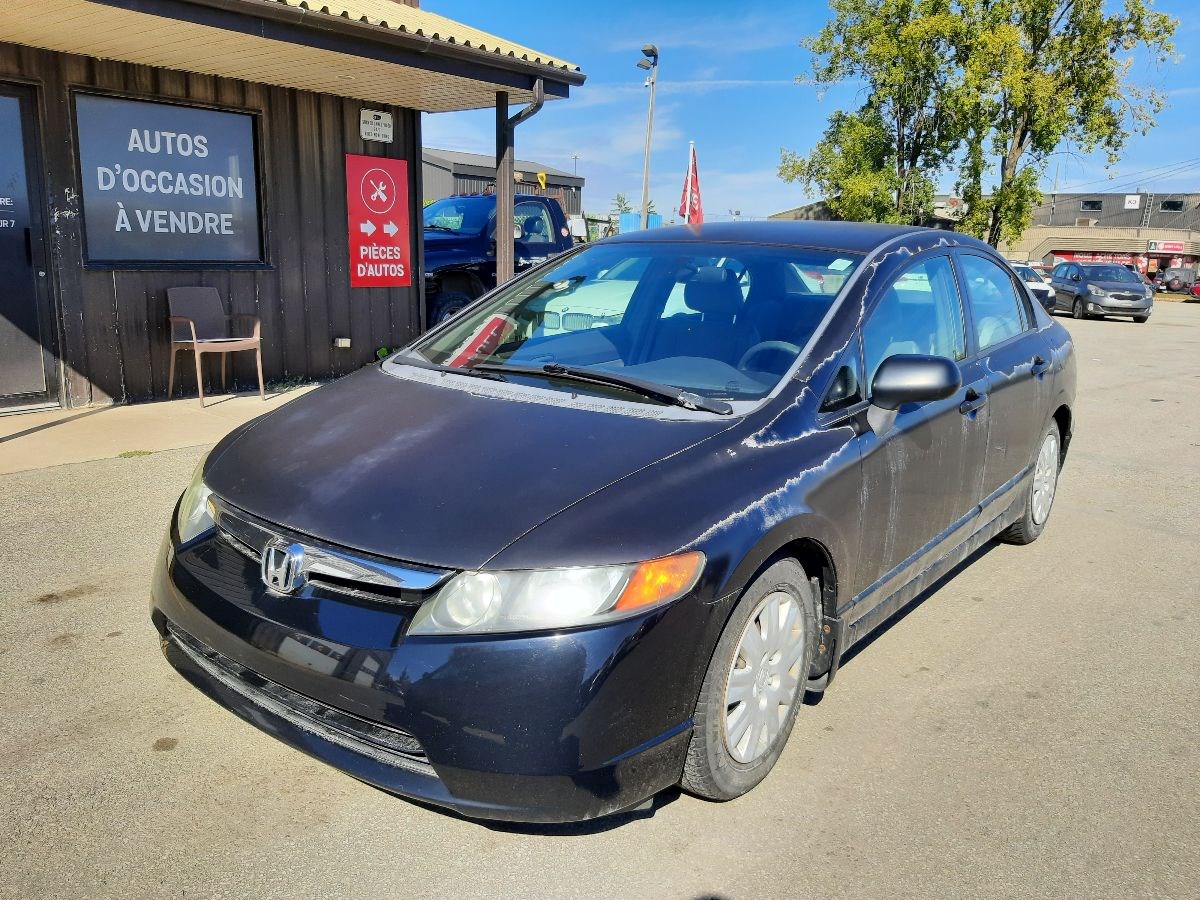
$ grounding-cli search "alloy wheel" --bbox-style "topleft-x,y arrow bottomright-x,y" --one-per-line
722,591 -> 807,764
1073,299 -> 1084,319
1031,430 -> 1060,525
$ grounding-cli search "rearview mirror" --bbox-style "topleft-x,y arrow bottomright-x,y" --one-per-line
867,354 -> 962,436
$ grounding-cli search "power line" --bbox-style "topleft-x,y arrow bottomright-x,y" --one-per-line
1058,156 -> 1200,192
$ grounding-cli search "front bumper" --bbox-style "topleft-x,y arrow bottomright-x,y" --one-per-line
1086,296 -> 1152,317
151,530 -> 704,823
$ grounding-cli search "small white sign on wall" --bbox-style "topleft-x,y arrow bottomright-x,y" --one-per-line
1124,194 -> 1141,210
359,109 -> 394,144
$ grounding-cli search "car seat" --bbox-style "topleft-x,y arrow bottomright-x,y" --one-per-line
649,266 -> 757,365
521,215 -> 547,242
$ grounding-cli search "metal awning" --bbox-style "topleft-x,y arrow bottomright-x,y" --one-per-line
0,0 -> 585,111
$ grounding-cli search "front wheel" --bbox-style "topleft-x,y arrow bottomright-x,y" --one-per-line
1000,421 -> 1061,545
1133,315 -> 1149,324
681,559 -> 819,801
430,290 -> 475,326
1072,298 -> 1087,320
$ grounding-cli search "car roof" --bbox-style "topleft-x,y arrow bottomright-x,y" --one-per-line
598,220 -> 993,254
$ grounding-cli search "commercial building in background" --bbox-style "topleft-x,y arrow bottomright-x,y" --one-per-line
422,148 -> 584,215
771,191 -> 1200,276
0,0 -> 582,413
1000,192 -> 1200,274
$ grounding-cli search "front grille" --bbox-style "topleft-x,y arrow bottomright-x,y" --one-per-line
211,499 -> 450,602
168,624 -> 435,775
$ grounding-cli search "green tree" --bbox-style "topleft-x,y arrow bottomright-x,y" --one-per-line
611,192 -> 633,215
955,0 -> 1176,246
783,0 -> 1177,246
781,0 -> 966,224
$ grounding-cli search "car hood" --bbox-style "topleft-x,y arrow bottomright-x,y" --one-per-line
1090,279 -> 1149,293
203,365 -> 734,570
423,229 -> 478,255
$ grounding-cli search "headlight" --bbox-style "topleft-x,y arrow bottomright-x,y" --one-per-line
175,452 -> 215,544
1086,284 -> 1108,296
408,551 -> 705,636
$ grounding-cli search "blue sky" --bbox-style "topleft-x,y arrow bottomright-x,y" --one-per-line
423,1 -> 1200,220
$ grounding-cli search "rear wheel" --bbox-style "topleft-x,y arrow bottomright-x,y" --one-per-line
1000,421 -> 1061,545
681,559 -> 819,801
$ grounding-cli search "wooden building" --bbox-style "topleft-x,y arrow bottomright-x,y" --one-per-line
0,0 -> 583,412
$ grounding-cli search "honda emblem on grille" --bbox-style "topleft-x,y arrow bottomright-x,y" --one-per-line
261,540 -> 306,594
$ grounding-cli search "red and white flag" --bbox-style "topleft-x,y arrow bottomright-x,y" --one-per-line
679,141 -> 704,225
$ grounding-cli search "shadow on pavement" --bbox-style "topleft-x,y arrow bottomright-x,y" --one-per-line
804,540 -> 1001,706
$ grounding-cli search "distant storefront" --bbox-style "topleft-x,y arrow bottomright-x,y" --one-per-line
0,0 -> 582,412
1001,192 -> 1200,274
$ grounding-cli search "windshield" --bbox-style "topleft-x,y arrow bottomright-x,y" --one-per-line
423,197 -> 492,234
1084,265 -> 1140,284
1012,265 -> 1040,282
403,241 -> 863,403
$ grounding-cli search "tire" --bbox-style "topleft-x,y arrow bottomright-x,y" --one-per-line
1133,315 -> 1149,324
430,290 -> 475,325
1072,298 -> 1086,319
1168,278 -> 1182,292
681,559 -> 819,801
1000,421 -> 1061,545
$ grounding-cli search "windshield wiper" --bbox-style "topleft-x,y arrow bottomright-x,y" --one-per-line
472,363 -> 733,415
392,353 -> 508,382
424,223 -> 461,233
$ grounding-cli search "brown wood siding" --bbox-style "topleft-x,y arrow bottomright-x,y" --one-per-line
0,41 -> 422,406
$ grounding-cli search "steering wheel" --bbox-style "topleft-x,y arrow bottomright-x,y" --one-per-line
738,340 -> 802,373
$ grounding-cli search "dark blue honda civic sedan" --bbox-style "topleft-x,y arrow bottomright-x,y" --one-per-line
153,221 -> 1075,822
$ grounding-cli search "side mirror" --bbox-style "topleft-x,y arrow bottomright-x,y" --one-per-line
1070,273 -> 1082,282
867,354 -> 962,437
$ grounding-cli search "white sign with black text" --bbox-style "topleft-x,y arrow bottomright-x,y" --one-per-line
360,110 -> 394,144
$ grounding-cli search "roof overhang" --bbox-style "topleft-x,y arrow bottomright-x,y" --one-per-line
0,0 -> 586,112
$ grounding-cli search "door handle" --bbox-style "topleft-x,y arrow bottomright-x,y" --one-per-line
959,387 -> 987,415
1031,354 -> 1050,376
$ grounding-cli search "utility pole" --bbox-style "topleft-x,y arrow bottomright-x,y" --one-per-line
637,45 -> 659,230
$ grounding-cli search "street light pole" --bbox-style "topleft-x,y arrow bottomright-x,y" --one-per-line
637,45 -> 659,230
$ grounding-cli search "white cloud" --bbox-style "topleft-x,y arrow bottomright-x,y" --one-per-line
605,14 -> 798,55
569,78 -> 797,109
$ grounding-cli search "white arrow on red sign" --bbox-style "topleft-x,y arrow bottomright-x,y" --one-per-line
360,220 -> 376,237
383,221 -> 399,237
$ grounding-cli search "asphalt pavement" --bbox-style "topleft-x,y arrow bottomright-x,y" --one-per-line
1,302 -> 1197,899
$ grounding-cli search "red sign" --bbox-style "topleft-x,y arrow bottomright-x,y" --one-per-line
1148,240 -> 1185,254
346,154 -> 410,287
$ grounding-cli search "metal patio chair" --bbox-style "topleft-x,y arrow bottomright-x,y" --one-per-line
167,287 -> 265,407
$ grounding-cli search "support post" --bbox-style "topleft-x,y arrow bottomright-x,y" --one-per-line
495,90 -> 515,285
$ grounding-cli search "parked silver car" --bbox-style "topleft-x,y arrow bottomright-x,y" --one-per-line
1049,262 -> 1154,323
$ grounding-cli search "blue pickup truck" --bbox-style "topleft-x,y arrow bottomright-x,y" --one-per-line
422,193 -> 575,325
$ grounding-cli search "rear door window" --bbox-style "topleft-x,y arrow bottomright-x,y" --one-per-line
959,254 -> 1028,351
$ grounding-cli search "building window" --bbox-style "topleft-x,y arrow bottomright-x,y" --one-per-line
1159,199 -> 1185,212
74,93 -> 264,266
1079,199 -> 1103,212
